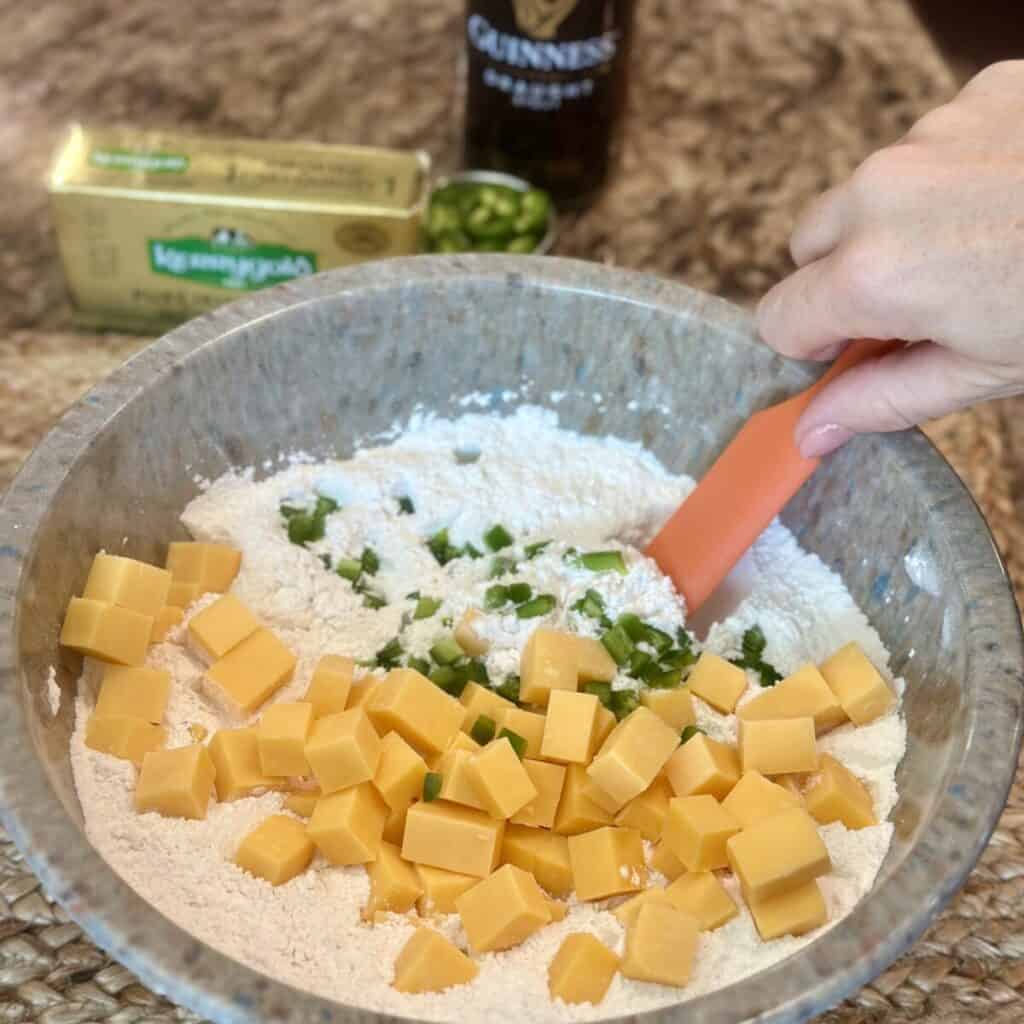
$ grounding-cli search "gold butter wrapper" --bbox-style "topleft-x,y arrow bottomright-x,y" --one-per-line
48,124 -> 430,332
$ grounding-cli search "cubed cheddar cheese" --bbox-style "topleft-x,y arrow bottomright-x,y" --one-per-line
392,927 -> 478,994
567,826 -> 646,901
510,759 -> 566,828
587,707 -> 679,809
664,733 -> 740,800
687,652 -> 747,714
415,864 -> 479,915
663,794 -> 741,871
373,731 -> 428,811
150,606 -> 184,643
541,690 -> 599,764
740,717 -> 818,775
820,642 -> 896,725
520,628 -> 578,706
564,634 -> 617,683
347,676 -> 383,710
95,664 -> 170,724
501,825 -> 573,896
382,803 -> 410,846
548,933 -> 620,1006
738,664 -> 847,735
402,801 -> 504,878
776,773 -> 807,801
497,707 -> 547,759
82,553 -> 171,617
304,655 -> 354,718
135,744 -> 216,820
257,702 -> 314,777
60,598 -> 152,666
456,863 -> 551,953
468,738 -> 538,819
722,770 -> 803,829
307,783 -> 388,865
553,764 -> 614,835
234,814 -> 313,886
205,628 -> 296,714
85,715 -> 165,765
649,839 -> 686,881
369,668 -> 463,756
454,609 -> 489,657
208,727 -> 281,802
726,807 -> 831,901
588,706 -> 617,759
283,789 -> 320,817
580,774 -> 623,816
612,887 -> 675,928
167,581 -> 202,609
747,879 -> 828,940
621,903 -> 699,987
187,594 -> 260,662
305,708 -> 381,794
459,681 -> 517,731
640,687 -> 696,731
666,871 -> 739,930
613,776 -> 673,841
804,753 -> 876,829
438,749 -> 486,810
547,898 -> 568,922
165,541 -> 241,594
365,841 -> 423,917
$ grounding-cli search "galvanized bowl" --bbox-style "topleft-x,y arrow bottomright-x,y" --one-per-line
0,255 -> 1021,1024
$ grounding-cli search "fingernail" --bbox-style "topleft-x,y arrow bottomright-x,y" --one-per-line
797,423 -> 853,458
808,342 -> 845,361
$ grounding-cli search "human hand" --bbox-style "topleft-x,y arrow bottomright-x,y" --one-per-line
756,60 -> 1024,457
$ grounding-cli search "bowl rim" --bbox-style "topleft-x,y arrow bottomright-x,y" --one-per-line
0,254 -> 1021,1024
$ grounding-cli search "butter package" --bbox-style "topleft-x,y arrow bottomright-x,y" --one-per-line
48,125 -> 430,331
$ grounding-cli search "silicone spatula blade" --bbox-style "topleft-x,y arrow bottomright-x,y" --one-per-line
646,338 -> 901,615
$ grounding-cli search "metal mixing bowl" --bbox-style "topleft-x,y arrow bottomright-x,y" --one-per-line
0,256 -> 1021,1024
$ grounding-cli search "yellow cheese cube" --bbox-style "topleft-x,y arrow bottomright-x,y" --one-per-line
304,708 -> 381,794
459,681 -> 517,731
208,728 -> 280,802
740,717 -> 818,775
402,801 -> 504,878
820,642 -> 896,725
307,783 -> 388,865
165,541 -> 241,594
496,707 -> 547,759
85,715 -> 165,765
547,898 -> 568,922
258,702 -> 314,777
392,927 -> 478,994
60,598 -> 152,666
663,795 -> 742,871
613,776 -> 673,841
665,872 -> 739,930
548,933 -> 620,1006
663,734 -> 740,800
382,803 -> 409,846
510,759 -> 566,828
565,634 -> 618,683
747,879 -> 828,940
234,814 -> 313,886
346,675 -> 383,710
580,774 -> 622,816
368,668 -> 463,756
520,628 -> 578,706
587,707 -> 679,808
150,606 -> 184,643
501,825 -> 573,896
540,691 -> 599,764
621,903 -> 699,987
82,553 -> 172,617
415,864 -> 479,915
553,764 -> 614,835
612,887 -> 675,928
438,749 -> 486,810
722,770 -> 803,829
135,744 -> 216,820
640,687 -> 697,731
95,665 -> 170,724
649,839 -> 687,881
468,738 -> 538,819
588,706 -> 617,759
726,807 -> 831,901
776,773 -> 807,800
206,628 -> 296,714
456,863 -> 551,953
454,608 -> 490,656
167,581 -> 202,609
568,826 -> 646,901
187,594 -> 260,661
687,652 -> 747,714
373,731 -> 428,811
804,753 -> 877,830
304,655 -> 354,718
365,841 -> 424,916
738,664 -> 848,735
283,790 -> 320,817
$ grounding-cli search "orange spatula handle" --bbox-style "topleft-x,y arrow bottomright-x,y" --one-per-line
646,338 -> 902,614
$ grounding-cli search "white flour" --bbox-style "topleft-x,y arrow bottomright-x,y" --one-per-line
70,406 -> 906,1021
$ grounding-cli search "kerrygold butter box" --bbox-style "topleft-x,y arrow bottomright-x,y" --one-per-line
48,125 -> 430,331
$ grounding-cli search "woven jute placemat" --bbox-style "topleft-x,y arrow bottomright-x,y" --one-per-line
1,0 -> 1022,1020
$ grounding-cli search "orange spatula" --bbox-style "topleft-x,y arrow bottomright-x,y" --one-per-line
646,338 -> 901,614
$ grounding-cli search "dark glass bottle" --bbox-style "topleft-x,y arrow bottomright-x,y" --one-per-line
462,0 -> 635,210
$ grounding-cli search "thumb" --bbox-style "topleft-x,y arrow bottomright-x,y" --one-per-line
796,342 -> 1023,457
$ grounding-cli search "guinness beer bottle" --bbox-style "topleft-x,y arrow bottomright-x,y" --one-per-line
462,1 -> 635,210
